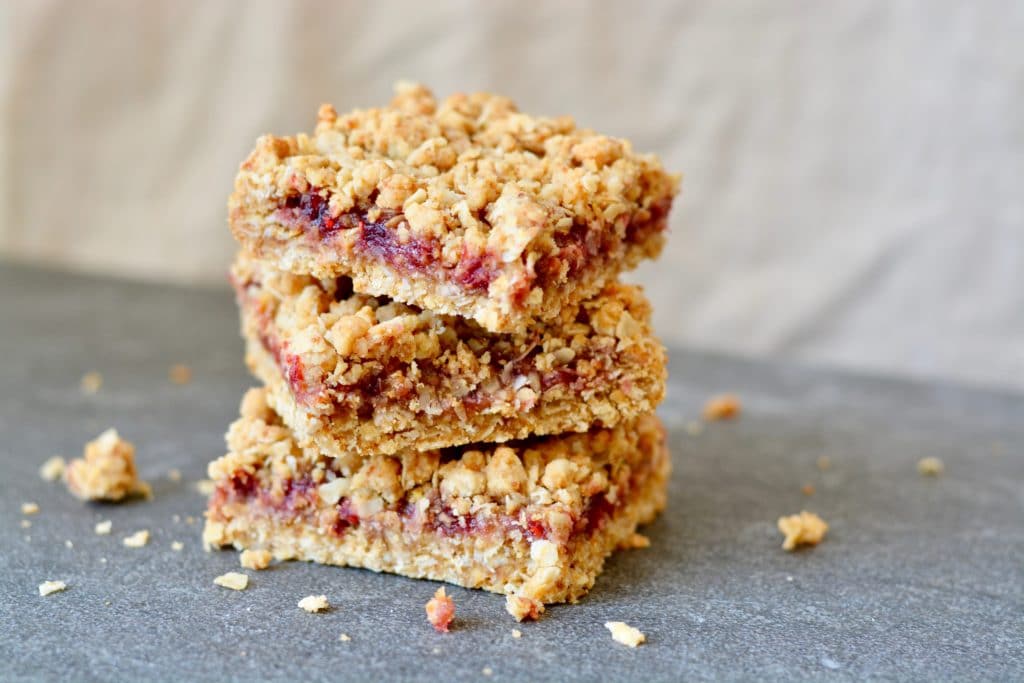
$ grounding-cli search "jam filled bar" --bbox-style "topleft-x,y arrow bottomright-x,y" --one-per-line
203,388 -> 669,604
233,254 -> 666,457
228,83 -> 679,333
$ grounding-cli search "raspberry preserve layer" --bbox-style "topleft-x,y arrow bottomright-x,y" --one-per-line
232,253 -> 666,457
203,388 -> 670,604
228,82 -> 679,333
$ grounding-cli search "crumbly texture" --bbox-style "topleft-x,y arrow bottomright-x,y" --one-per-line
228,83 -> 679,333
702,393 -> 741,421
203,388 -> 669,604
917,457 -> 945,476
505,594 -> 545,622
239,549 -> 273,570
214,572 -> 250,590
38,580 -> 68,596
40,456 -> 66,482
65,429 -> 151,502
605,621 -> 645,647
234,254 -> 665,456
123,530 -> 150,548
425,587 -> 456,632
618,532 -> 651,550
777,511 -> 828,551
298,595 -> 330,612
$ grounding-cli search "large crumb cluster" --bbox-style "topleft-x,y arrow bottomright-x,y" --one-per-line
605,621 -> 645,647
425,587 -> 456,632
777,511 -> 829,551
65,429 -> 150,502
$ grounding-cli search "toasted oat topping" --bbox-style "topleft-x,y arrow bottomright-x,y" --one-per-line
214,572 -> 249,591
80,371 -> 102,394
122,530 -> 150,548
777,511 -> 828,551
425,587 -> 455,632
65,429 -> 150,502
605,621 -> 645,647
702,393 -> 741,421
239,549 -> 273,570
505,594 -> 545,622
21,502 -> 39,515
38,580 -> 68,596
298,595 -> 330,613
917,457 -> 945,476
39,456 -> 66,482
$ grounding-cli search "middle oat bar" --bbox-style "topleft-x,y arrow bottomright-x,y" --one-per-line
233,252 -> 666,457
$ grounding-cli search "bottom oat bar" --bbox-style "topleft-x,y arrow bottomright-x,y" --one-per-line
203,388 -> 669,604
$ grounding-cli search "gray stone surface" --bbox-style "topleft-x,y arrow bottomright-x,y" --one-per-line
1,262 -> 1022,682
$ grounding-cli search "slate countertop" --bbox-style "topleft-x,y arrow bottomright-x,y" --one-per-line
1,263 -> 1021,682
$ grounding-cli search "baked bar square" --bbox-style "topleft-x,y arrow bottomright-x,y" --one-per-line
203,388 -> 669,604
228,83 -> 679,333
233,254 -> 666,457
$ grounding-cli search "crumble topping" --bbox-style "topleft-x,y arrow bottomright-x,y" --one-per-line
425,587 -> 455,632
917,457 -> 945,476
777,511 -> 828,551
169,364 -> 193,384
298,594 -> 331,613
702,393 -> 741,421
38,580 -> 68,596
505,595 -> 545,622
80,371 -> 102,394
123,530 -> 150,548
214,572 -> 249,591
239,549 -> 273,570
605,621 -> 645,647
21,502 -> 40,515
65,429 -> 151,502
39,456 -> 66,482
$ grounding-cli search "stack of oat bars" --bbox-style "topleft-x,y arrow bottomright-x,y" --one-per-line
203,83 -> 680,619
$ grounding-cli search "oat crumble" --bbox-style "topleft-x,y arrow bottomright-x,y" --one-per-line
605,621 -> 645,647
298,594 -> 330,613
214,572 -> 249,591
239,549 -> 273,570
505,594 -> 545,622
65,429 -> 151,502
425,587 -> 455,632
777,511 -> 828,551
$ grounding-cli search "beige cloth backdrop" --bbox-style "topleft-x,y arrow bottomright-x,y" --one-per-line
2,1 -> 1022,391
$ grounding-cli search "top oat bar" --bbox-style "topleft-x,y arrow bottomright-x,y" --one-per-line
229,83 -> 680,333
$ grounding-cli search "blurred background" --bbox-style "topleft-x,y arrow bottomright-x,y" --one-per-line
1,1 -> 1021,390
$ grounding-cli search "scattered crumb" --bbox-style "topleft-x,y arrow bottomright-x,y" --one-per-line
605,621 -> 645,647
619,532 -> 651,550
685,420 -> 704,436
20,519 -> 31,529
40,456 -> 66,482
185,516 -> 197,525
801,484 -> 816,496
816,456 -> 831,471
65,429 -> 151,502
786,575 -> 794,582
240,549 -> 273,570
195,480 -> 216,496
21,502 -> 40,515
80,371 -> 103,394
505,594 -> 545,622
703,393 -> 741,421
482,667 -> 493,677
94,520 -> 112,535
298,595 -> 330,613
122,530 -> 150,548
172,514 -> 181,523
213,572 -> 249,591
777,511 -> 829,551
99,557 -> 107,564
38,580 -> 68,596
171,541 -> 184,552
339,633 -> 351,642
64,540 -> 73,549
167,468 -> 182,482
917,457 -> 945,477
168,364 -> 192,385
425,587 -> 455,632
511,629 -> 522,639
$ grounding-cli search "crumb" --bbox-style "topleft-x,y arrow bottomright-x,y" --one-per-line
618,532 -> 651,550
425,587 -> 455,632
21,502 -> 40,515
605,621 -> 645,647
816,456 -> 831,471
917,457 -> 945,477
298,594 -> 330,612
339,633 -> 351,642
482,667 -> 493,677
801,484 -> 815,496
685,420 -> 704,436
511,629 -> 522,639
169,364 -> 192,385
214,572 -> 249,591
172,514 -> 181,523
65,429 -> 150,502
777,511 -> 828,551
40,456 -> 66,482
171,541 -> 184,552
239,549 -> 273,570
702,393 -> 741,421
64,540 -> 73,549
786,575 -> 794,582
167,468 -> 182,482
38,580 -> 68,596
20,519 -> 31,529
122,530 -> 150,548
195,480 -> 215,496
94,520 -> 112,535
80,371 -> 102,394
99,557 -> 107,564
185,516 -> 196,525
505,594 -> 545,622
